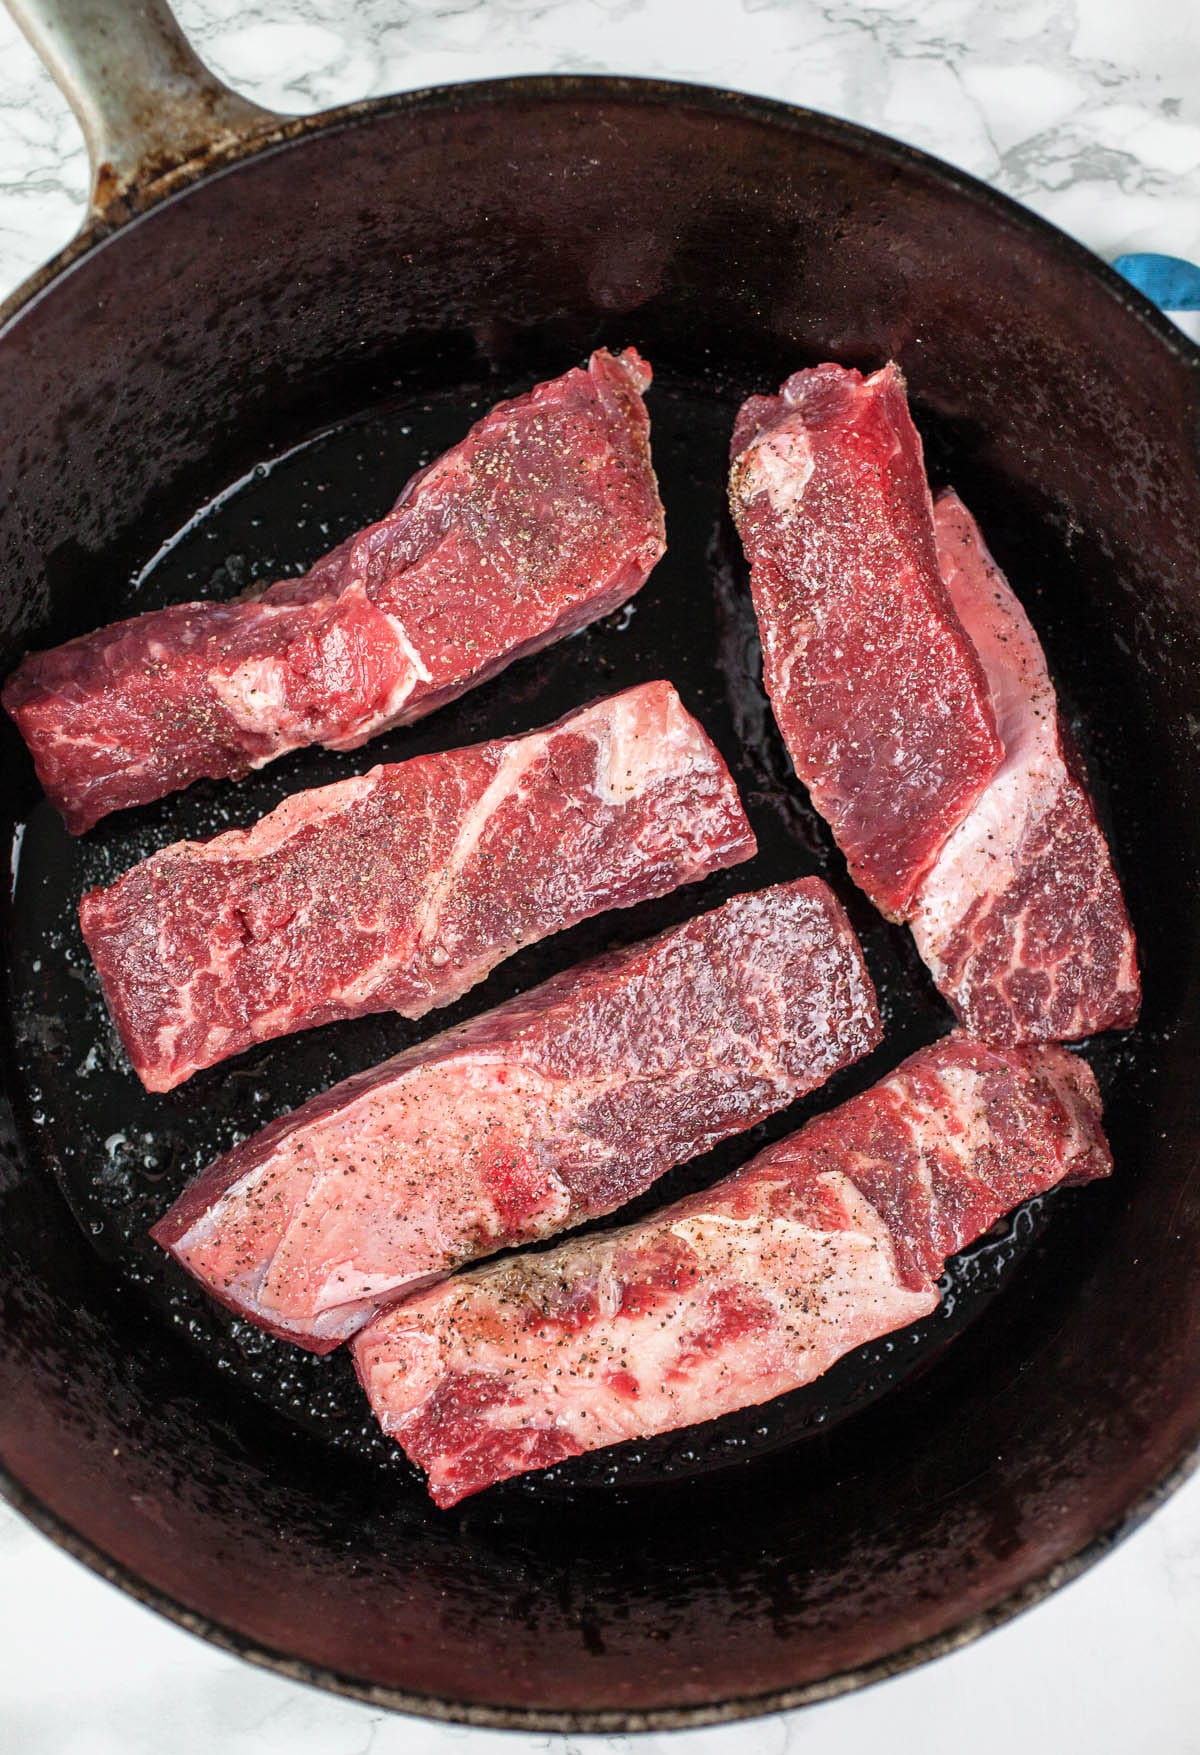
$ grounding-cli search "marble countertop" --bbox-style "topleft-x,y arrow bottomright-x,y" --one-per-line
1,2 -> 1198,1751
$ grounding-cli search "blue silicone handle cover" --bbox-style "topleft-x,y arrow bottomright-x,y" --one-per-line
1112,252 -> 1200,312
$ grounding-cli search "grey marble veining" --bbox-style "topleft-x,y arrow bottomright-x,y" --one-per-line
1,0 -> 1199,296
0,2 -> 1198,1752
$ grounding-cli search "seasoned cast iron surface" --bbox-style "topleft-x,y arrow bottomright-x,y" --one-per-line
6,369 -> 1144,1499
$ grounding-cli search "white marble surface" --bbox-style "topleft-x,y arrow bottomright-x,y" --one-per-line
1,1 -> 1198,1751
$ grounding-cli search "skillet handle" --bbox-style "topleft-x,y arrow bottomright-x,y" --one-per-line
6,0 -> 284,220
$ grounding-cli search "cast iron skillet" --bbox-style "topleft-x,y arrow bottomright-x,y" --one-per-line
1,0 -> 1198,1733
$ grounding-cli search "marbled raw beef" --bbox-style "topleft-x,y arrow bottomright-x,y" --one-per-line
153,879 -> 879,1349
729,362 -> 1003,917
81,682 -> 753,1091
909,491 -> 1140,1041
354,1032 -> 1109,1506
5,349 -> 665,832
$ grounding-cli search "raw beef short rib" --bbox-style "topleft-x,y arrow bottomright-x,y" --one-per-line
153,879 -> 880,1350
728,361 -> 1003,917
354,1032 -> 1110,1506
729,363 -> 1138,1044
5,348 -> 665,833
80,681 -> 755,1092
909,491 -> 1140,1041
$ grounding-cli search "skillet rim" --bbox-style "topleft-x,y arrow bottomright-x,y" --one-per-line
3,73 -> 1199,369
1,71 -> 1198,1732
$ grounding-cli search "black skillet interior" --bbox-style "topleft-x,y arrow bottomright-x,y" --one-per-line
1,82 -> 1199,1727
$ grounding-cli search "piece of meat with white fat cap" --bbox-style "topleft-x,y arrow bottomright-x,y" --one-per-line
909,491 -> 1140,1042
153,878 -> 880,1349
353,1031 -> 1110,1507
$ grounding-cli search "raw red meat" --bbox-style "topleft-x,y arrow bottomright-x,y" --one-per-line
80,681 -> 754,1092
728,361 -> 1003,917
152,879 -> 880,1350
908,492 -> 1140,1041
4,349 -> 665,834
353,1032 -> 1109,1506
